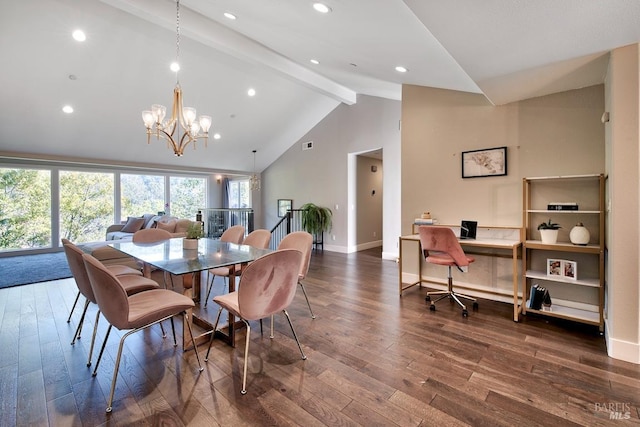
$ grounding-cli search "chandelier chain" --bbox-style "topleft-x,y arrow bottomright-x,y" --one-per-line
175,0 -> 180,63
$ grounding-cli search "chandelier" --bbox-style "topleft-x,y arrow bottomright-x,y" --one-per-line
142,0 -> 212,157
250,150 -> 261,191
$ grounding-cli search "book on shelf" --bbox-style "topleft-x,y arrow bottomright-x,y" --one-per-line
547,202 -> 578,211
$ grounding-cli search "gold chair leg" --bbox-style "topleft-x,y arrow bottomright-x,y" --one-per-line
241,319 -> 251,395
67,291 -> 81,323
282,309 -> 307,360
204,307 -> 223,361
71,299 -> 90,345
87,310 -> 100,367
299,281 -> 316,319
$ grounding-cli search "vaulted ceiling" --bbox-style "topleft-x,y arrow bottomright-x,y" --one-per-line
1,0 -> 639,173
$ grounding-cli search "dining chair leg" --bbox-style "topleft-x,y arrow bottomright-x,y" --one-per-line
159,321 -> 166,338
170,318 -> 177,347
270,315 -> 274,339
67,291 -> 81,323
282,309 -> 307,360
183,312 -> 204,372
240,319 -> 251,395
71,299 -> 90,345
204,307 -> 223,361
204,273 -> 217,307
92,324 -> 112,377
299,281 -> 316,319
87,310 -> 100,367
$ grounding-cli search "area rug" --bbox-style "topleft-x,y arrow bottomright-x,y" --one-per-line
0,252 -> 72,289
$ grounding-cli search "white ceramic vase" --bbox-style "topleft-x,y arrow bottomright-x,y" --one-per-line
569,223 -> 590,245
539,229 -> 559,244
183,238 -> 198,250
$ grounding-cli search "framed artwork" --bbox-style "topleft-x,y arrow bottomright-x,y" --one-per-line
547,259 -> 562,277
461,146 -> 507,178
278,199 -> 292,217
562,260 -> 577,280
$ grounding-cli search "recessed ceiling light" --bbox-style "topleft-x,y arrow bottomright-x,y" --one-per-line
224,12 -> 236,20
62,105 -> 74,114
313,3 -> 331,13
395,66 -> 408,73
310,59 -> 320,65
247,88 -> 256,97
170,62 -> 180,72
72,30 -> 86,42
213,133 -> 221,140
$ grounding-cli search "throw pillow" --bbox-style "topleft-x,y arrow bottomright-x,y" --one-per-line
156,219 -> 177,233
121,216 -> 146,233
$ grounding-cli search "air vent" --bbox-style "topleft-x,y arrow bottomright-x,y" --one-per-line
302,141 -> 313,150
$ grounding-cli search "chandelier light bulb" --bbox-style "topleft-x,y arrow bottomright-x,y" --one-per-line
72,30 -> 86,42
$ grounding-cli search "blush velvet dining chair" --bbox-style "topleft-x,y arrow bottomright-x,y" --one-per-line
204,228 -> 271,305
203,224 -> 245,306
63,238 -> 142,324
62,239 -> 160,367
417,225 -> 478,317
82,253 -> 203,413
277,231 -> 315,319
204,249 -> 306,395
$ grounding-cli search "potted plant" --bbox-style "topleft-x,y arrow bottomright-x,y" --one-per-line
537,219 -> 561,244
300,203 -> 332,246
183,222 -> 203,250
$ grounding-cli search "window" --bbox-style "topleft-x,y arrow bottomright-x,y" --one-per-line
228,179 -> 250,208
59,170 -> 114,243
0,167 -> 51,250
121,174 -> 164,218
170,176 -> 206,220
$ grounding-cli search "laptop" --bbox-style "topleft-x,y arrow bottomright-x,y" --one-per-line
459,220 -> 477,240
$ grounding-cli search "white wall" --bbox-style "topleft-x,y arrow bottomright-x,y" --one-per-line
261,95 -> 401,258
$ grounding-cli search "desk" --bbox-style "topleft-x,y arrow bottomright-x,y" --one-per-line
399,226 -> 522,321
109,238 -> 269,348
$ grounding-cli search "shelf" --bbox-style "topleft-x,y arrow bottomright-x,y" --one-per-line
524,240 -> 601,253
526,210 -> 600,214
525,299 -> 600,325
525,270 -> 600,288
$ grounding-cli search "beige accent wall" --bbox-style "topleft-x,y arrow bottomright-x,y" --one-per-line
605,44 -> 640,363
401,84 -> 605,234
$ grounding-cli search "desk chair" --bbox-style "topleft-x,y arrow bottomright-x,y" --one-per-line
417,226 -> 478,317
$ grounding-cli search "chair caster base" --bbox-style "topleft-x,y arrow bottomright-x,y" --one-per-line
429,304 -> 436,311
462,309 -> 468,317
241,390 -> 247,395
425,295 -> 431,302
106,407 -> 112,413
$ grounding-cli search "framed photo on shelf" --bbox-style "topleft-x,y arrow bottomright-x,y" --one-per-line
277,199 -> 292,218
563,260 -> 577,280
461,146 -> 507,178
546,259 -> 562,277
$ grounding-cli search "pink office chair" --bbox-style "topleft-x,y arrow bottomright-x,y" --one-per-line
417,226 -> 478,317
204,249 -> 306,395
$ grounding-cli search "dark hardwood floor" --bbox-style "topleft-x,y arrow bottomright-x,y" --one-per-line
1,247 -> 639,426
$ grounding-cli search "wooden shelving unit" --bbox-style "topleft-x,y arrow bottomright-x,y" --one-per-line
519,174 -> 605,331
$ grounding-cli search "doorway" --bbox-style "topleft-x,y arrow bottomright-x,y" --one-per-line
347,149 -> 383,253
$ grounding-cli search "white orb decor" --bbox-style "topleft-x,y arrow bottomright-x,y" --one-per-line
569,223 -> 590,245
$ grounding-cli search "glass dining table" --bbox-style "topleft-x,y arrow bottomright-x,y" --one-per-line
109,237 -> 270,349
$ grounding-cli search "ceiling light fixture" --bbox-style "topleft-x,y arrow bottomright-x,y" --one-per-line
62,105 -> 74,114
395,66 -> 408,73
247,88 -> 256,97
310,59 -> 320,65
313,3 -> 331,13
72,30 -> 86,42
142,0 -> 212,157
250,150 -> 261,191
224,12 -> 237,20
